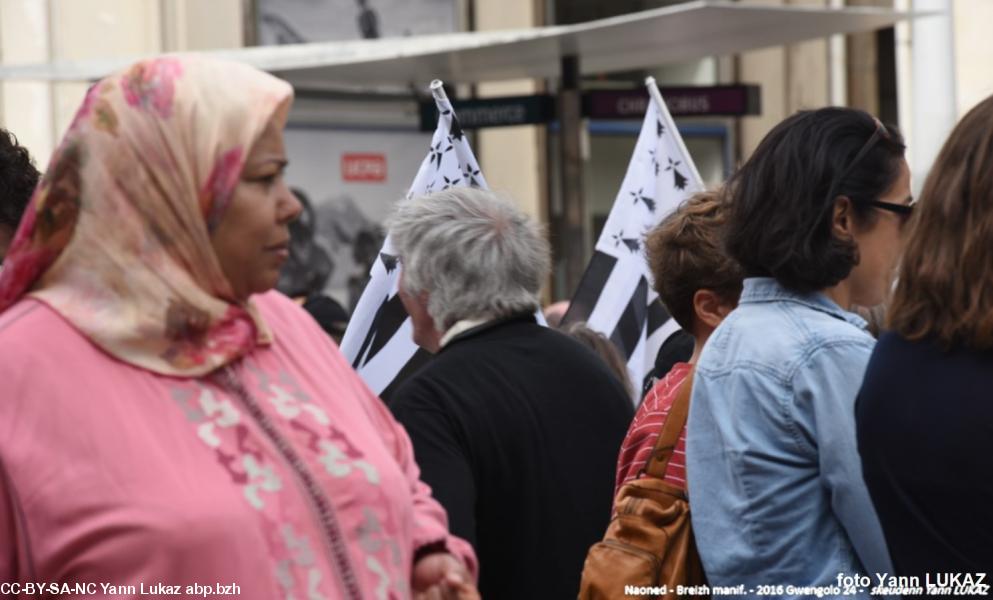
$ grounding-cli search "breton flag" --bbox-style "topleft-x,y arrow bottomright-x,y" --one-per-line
339,80 -> 488,400
562,77 -> 704,401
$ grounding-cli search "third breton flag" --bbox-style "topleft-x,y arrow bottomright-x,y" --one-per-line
339,80 -> 488,400
562,77 -> 704,400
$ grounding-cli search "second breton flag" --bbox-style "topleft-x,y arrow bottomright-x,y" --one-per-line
562,77 -> 704,399
338,80 -> 488,400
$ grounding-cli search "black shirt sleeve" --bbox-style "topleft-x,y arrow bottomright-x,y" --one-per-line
389,379 -> 478,549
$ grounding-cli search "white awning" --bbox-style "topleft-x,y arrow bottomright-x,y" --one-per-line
0,0 -> 922,87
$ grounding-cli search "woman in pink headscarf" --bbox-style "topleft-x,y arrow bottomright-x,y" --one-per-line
0,56 -> 477,600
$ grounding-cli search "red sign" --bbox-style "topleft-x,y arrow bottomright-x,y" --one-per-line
341,153 -> 387,182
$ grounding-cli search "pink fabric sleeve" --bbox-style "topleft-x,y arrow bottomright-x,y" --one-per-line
353,377 -> 479,580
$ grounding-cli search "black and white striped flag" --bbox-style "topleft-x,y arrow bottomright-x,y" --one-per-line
339,80 -> 488,399
562,77 -> 703,401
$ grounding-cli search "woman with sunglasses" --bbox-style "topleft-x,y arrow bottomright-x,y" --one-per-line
857,96 -> 993,580
685,107 -> 912,593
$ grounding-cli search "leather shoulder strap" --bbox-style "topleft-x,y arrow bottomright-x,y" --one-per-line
644,368 -> 694,480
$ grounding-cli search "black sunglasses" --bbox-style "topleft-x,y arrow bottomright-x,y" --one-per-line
855,197 -> 915,217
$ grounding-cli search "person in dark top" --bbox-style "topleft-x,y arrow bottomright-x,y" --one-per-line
386,187 -> 634,599
857,93 -> 993,583
0,128 -> 40,262
301,294 -> 349,343
640,328 -> 694,398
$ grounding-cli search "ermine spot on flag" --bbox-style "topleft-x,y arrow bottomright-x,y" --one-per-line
629,187 -> 656,212
379,253 -> 399,274
665,157 -> 690,191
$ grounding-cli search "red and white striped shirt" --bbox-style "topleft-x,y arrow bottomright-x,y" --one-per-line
614,363 -> 693,494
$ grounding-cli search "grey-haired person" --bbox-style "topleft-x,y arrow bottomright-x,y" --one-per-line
386,187 -> 634,600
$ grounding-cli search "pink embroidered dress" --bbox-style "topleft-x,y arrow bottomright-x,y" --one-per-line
0,56 -> 474,599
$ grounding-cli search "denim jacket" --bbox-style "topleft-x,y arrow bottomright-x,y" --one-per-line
686,278 -> 893,596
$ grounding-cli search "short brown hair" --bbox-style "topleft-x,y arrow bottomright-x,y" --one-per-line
887,95 -> 993,349
645,190 -> 743,331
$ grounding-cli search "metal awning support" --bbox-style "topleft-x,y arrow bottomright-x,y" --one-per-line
557,55 -> 585,295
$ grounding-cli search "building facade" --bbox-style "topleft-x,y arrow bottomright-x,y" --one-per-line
0,0 -> 987,300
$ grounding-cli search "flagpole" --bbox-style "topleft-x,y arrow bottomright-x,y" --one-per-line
645,76 -> 704,187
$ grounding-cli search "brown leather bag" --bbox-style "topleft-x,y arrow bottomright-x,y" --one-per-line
578,376 -> 708,599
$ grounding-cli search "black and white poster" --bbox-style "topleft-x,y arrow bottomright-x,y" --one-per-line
256,0 -> 458,44
278,127 -> 431,310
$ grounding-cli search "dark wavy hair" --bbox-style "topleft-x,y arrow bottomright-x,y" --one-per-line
0,128 -> 40,232
724,108 -> 906,293
888,95 -> 993,349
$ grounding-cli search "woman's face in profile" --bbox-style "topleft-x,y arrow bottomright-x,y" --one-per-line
847,157 -> 913,308
210,118 -> 302,302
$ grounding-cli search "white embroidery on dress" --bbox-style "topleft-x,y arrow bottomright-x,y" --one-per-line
300,403 -> 331,426
170,387 -> 206,421
243,455 -> 282,510
357,508 -> 382,552
317,440 -> 351,478
275,560 -> 296,599
318,440 -> 380,484
174,368 -> 400,599
366,556 -> 390,600
357,507 -> 405,596
307,568 -> 328,600
196,388 -> 240,447
270,385 -> 301,419
268,384 -> 331,426
282,524 -> 316,567
353,461 -> 380,485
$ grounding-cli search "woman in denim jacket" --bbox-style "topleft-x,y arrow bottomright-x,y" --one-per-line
686,108 -> 912,596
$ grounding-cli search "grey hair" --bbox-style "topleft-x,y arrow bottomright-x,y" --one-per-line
388,187 -> 551,331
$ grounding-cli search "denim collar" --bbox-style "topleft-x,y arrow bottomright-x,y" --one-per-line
739,277 -> 869,331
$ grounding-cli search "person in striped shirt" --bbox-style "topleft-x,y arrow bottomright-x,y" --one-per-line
614,190 -> 743,493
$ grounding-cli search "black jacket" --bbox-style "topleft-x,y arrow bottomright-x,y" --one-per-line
389,315 -> 634,599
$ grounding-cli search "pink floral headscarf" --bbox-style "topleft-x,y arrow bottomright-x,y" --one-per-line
0,56 -> 294,376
